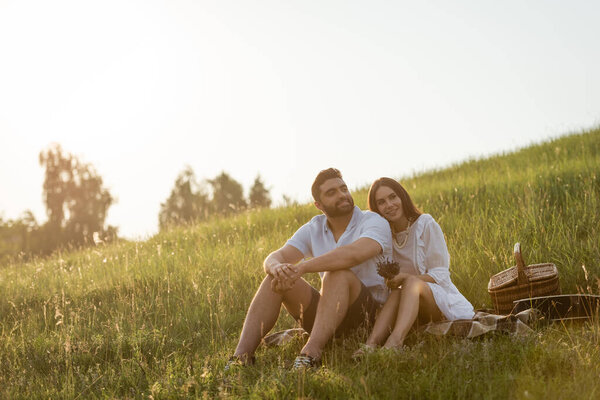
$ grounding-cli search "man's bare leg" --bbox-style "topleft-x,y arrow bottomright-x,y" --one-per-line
299,270 -> 362,361
233,274 -> 316,360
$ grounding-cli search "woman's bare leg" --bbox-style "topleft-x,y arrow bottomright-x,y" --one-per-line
383,277 -> 443,349
364,289 -> 402,347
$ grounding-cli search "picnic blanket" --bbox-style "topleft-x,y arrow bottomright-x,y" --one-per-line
423,308 -> 541,338
262,308 -> 541,346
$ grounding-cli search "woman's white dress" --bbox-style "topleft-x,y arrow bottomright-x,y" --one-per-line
393,213 -> 474,320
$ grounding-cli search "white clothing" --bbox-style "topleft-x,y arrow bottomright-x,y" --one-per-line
286,206 -> 393,304
394,214 -> 474,320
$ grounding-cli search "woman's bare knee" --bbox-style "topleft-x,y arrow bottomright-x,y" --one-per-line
403,276 -> 427,295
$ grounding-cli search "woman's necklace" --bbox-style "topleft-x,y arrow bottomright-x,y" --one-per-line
393,219 -> 412,252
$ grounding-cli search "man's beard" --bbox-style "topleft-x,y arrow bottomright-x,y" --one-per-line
322,196 -> 354,217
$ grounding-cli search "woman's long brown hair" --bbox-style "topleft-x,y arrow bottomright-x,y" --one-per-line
367,177 -> 422,224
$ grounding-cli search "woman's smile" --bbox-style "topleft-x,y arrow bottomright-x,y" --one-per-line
375,186 -> 405,224
383,206 -> 401,220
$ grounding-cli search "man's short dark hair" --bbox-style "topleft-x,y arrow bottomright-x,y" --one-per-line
311,168 -> 343,202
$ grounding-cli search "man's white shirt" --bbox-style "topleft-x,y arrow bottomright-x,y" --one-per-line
286,206 -> 393,303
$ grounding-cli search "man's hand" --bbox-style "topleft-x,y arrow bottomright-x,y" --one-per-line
270,263 -> 299,280
269,263 -> 302,293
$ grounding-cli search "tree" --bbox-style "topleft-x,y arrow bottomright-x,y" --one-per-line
209,171 -> 247,215
0,211 -> 42,260
0,215 -> 24,261
159,166 -> 211,229
281,194 -> 298,207
249,174 -> 271,208
39,144 -> 114,249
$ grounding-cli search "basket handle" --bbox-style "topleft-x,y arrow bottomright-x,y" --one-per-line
514,242 -> 529,285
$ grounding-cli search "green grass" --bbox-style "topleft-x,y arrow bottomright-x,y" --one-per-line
1,127 -> 600,399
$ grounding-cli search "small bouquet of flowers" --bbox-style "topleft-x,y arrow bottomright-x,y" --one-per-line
376,259 -> 400,279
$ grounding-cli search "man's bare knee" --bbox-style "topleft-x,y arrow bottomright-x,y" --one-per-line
322,269 -> 355,286
321,269 -> 362,303
259,274 -> 275,289
257,274 -> 285,297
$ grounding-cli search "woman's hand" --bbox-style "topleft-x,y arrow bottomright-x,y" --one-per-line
385,272 -> 412,289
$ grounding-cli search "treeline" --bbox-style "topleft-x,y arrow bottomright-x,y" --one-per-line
158,167 -> 271,229
0,144 -> 273,262
0,144 -> 116,261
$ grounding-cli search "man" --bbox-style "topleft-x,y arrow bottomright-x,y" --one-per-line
228,168 -> 392,369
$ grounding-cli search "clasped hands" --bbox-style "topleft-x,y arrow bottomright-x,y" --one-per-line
270,262 -> 302,293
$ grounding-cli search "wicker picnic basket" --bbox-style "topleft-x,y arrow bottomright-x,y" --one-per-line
488,243 -> 560,314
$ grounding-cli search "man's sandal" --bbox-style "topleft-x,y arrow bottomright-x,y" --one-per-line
292,354 -> 321,370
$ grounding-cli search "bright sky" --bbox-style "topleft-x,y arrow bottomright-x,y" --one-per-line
1,1 -> 599,239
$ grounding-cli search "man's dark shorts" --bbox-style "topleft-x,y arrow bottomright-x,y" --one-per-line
299,281 -> 380,337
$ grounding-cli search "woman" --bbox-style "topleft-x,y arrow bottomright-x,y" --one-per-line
355,177 -> 474,355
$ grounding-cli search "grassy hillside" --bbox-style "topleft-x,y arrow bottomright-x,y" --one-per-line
1,128 -> 599,399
